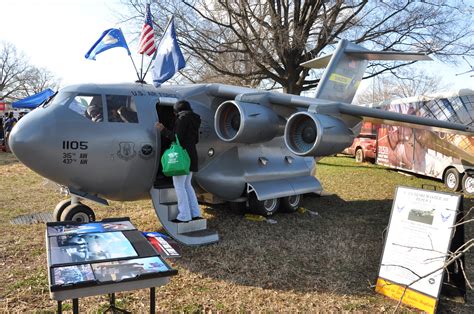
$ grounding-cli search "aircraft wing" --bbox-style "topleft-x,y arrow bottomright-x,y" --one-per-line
207,84 -> 474,136
207,84 -> 474,158
337,103 -> 474,136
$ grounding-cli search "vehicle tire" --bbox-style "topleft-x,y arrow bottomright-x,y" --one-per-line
53,199 -> 72,222
279,194 -> 303,213
248,193 -> 280,216
229,201 -> 248,214
355,148 -> 364,163
60,204 -> 95,222
462,174 -> 474,195
444,168 -> 463,192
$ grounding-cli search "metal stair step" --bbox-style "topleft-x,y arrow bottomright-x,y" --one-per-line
176,218 -> 207,233
157,188 -> 177,204
161,201 -> 177,206
179,229 -> 218,238
167,204 -> 178,220
150,187 -> 219,246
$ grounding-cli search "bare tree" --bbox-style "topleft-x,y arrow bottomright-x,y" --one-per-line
356,68 -> 450,105
0,42 -> 30,101
0,41 -> 60,102
120,0 -> 473,95
21,67 -> 61,97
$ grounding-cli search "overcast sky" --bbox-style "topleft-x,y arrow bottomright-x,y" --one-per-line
1,0 -> 473,92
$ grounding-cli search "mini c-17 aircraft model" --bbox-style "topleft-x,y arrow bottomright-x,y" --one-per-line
9,40 -> 474,245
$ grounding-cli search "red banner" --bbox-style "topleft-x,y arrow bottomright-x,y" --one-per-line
0,103 -> 5,111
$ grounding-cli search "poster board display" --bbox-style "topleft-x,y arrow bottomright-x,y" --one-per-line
375,186 -> 462,313
143,232 -> 181,258
46,217 -> 177,300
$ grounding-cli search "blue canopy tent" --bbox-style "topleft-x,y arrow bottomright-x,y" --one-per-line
12,88 -> 55,109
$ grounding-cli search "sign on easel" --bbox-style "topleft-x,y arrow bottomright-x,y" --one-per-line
375,186 -> 462,313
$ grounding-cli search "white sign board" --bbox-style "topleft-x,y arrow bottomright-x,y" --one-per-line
376,186 -> 461,312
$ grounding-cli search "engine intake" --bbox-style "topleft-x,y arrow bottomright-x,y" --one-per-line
284,112 -> 354,156
214,100 -> 284,143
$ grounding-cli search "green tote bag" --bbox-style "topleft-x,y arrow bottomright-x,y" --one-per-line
161,135 -> 191,176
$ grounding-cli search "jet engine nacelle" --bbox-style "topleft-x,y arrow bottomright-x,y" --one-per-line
214,100 -> 284,143
284,112 -> 355,157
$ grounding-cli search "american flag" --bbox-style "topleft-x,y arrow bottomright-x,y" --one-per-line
138,4 -> 156,56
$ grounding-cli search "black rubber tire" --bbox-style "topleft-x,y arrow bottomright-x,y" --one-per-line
355,148 -> 364,163
229,201 -> 248,214
462,174 -> 474,195
60,204 -> 96,222
53,200 -> 72,222
444,168 -> 463,192
279,194 -> 303,213
248,193 -> 280,216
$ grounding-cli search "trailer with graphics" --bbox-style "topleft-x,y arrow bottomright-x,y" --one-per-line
373,89 -> 474,194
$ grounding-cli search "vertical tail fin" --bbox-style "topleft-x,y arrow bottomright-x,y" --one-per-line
301,39 -> 431,104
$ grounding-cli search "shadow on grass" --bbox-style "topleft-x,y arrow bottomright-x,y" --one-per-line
0,152 -> 19,166
165,193 -> 473,310
170,192 -> 473,298
171,194 -> 397,296
317,161 -> 382,170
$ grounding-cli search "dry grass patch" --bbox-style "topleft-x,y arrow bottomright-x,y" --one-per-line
0,153 -> 472,312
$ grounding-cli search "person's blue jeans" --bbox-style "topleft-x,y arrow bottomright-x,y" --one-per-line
173,172 -> 201,221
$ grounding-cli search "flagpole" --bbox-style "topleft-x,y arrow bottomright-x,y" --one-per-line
138,1 -> 150,82
140,54 -> 144,81
129,55 -> 142,83
142,16 -> 174,81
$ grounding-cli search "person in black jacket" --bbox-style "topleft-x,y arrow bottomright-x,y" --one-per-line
156,100 -> 202,223
4,112 -> 17,152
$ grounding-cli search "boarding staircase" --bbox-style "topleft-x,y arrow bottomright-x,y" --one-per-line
150,187 -> 219,246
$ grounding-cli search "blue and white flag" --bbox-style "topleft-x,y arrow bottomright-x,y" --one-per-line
151,18 -> 186,87
85,28 -> 131,60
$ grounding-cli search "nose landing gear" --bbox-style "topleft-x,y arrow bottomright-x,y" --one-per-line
53,199 -> 96,223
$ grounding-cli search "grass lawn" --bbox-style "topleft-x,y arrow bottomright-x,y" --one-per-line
0,152 -> 472,312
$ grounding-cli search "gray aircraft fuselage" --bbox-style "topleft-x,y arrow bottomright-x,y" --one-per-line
9,83 -> 316,203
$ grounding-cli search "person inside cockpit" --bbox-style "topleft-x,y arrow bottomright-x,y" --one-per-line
118,106 -> 138,123
87,105 -> 103,122
84,95 -> 104,123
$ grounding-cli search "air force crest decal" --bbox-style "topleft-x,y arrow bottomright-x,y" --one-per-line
139,143 -> 154,160
117,142 -> 137,161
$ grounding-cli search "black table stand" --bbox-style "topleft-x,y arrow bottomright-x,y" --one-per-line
56,288 -> 156,313
56,299 -> 78,314
103,293 -> 131,313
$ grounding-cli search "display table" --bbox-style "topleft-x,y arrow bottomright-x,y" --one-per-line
45,218 -> 178,313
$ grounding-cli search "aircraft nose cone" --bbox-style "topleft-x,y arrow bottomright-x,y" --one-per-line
9,119 -> 31,160
9,114 -> 46,167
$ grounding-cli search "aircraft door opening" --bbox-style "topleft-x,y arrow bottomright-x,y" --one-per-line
154,102 -> 176,188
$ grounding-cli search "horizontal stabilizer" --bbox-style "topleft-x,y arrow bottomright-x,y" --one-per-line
345,50 -> 431,62
301,54 -> 333,69
302,50 -> 431,69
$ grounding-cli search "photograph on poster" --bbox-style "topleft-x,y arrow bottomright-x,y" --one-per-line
143,232 -> 181,258
48,221 -> 136,236
52,264 -> 95,286
91,256 -> 171,282
102,221 -> 136,232
47,223 -> 104,236
407,208 -> 435,225
50,232 -> 138,265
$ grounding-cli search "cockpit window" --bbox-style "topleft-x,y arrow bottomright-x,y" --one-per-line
45,91 -> 71,108
106,95 -> 138,123
69,94 -> 103,123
